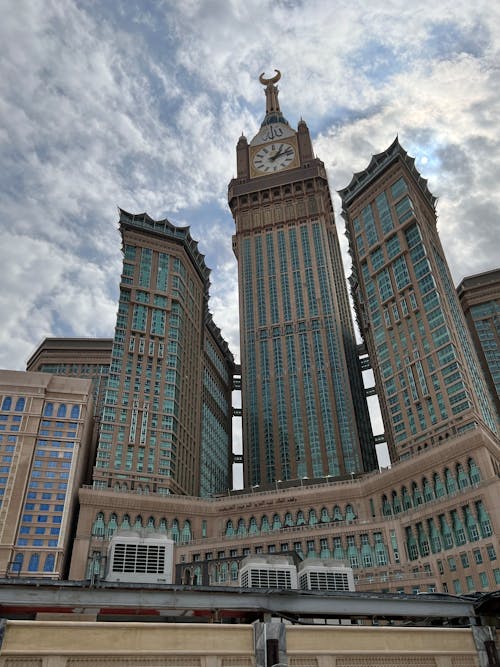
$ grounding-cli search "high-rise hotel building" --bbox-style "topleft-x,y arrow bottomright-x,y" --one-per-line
70,77 -> 500,596
91,210 -> 234,497
0,371 -> 93,578
228,72 -> 376,487
339,139 -> 498,461
458,268 -> 500,422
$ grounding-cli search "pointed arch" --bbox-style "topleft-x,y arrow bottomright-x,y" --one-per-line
28,553 -> 40,572
181,520 -> 192,543
1,396 -> 12,411
12,553 -> 24,573
92,512 -> 105,536
43,553 -> 55,572
14,397 -> 25,412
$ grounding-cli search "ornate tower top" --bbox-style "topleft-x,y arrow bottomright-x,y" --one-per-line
259,69 -> 289,126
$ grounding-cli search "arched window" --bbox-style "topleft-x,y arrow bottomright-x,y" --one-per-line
1,396 -> 12,411
70,405 -> 80,419
220,563 -> 228,583
182,520 -> 192,543
272,513 -> 281,531
159,518 -> 168,532
225,520 -> 234,537
412,481 -> 423,505
134,515 -> 143,530
333,505 -> 343,521
230,561 -> 238,581
320,507 -> 330,523
401,487 -> 412,510
296,510 -> 305,526
106,514 -> 118,538
476,501 -> 493,538
92,512 -> 105,536
433,473 -> 445,498
193,566 -> 202,586
261,515 -> 270,533
468,458 -> 482,485
237,518 -> 246,536
284,512 -> 294,527
345,504 -> 356,522
308,509 -> 317,526
14,397 -> 25,412
406,527 -> 418,560
147,516 -> 155,529
57,404 -> 67,418
171,520 -> 180,542
392,491 -> 401,514
28,553 -> 40,572
121,514 -> 131,529
43,553 -> 55,572
444,468 -> 456,494
249,517 -> 259,534
12,553 -> 24,573
428,518 -> 442,553
382,495 -> 392,516
456,463 -> 469,489
43,403 -> 53,417
422,478 -> 434,502
183,569 -> 193,585
439,515 -> 454,549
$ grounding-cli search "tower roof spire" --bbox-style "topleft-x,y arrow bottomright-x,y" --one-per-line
259,69 -> 289,127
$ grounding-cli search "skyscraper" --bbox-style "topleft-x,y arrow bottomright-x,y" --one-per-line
340,139 -> 498,461
229,72 -> 375,487
0,370 -> 93,578
91,209 -> 234,497
458,268 -> 500,422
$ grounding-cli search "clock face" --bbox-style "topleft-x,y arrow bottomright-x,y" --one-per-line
252,142 -> 296,173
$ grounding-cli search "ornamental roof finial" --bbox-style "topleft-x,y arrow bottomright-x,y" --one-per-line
260,69 -> 281,115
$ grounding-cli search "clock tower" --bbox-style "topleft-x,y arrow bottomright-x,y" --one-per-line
229,71 -> 376,488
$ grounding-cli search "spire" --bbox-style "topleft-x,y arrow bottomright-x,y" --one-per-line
259,69 -> 289,127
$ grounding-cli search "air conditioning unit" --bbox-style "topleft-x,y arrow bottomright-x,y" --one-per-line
105,530 -> 174,584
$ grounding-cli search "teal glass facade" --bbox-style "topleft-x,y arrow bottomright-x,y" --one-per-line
341,139 -> 498,461
92,210 -> 233,497
230,83 -> 375,487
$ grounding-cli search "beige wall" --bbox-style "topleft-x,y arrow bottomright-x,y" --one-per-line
0,620 -> 481,667
71,424 -> 500,596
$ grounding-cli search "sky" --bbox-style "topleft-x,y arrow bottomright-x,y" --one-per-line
1,1 -> 500,465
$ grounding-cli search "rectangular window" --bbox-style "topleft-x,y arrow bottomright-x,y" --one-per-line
391,177 -> 408,200
395,195 -> 414,223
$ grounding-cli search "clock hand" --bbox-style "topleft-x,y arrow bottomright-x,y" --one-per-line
270,146 -> 285,161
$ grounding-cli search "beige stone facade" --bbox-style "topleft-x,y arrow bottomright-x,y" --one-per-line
0,370 -> 93,578
0,620 -> 483,666
70,423 -> 500,596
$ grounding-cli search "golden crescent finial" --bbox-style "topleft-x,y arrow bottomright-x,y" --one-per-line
259,69 -> 281,86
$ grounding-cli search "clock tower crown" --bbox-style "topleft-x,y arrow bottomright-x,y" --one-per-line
232,70 -> 316,180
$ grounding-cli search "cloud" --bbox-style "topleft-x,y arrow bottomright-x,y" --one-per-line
1,0 -> 500,378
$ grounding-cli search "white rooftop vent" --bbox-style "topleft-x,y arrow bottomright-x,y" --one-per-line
106,531 -> 174,584
298,559 -> 355,592
239,555 -> 298,590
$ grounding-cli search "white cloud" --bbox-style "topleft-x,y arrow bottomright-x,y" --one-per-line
1,0 -> 500,377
